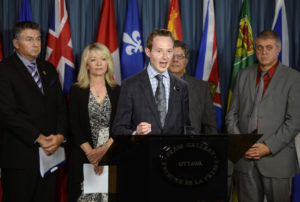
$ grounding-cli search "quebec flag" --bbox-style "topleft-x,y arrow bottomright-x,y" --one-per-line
121,0 -> 144,80
272,0 -> 289,66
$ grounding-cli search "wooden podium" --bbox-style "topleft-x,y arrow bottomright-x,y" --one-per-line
101,134 -> 261,202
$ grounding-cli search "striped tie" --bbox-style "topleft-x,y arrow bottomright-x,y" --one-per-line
28,63 -> 43,93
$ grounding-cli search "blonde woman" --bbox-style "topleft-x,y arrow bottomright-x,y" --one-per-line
67,43 -> 120,202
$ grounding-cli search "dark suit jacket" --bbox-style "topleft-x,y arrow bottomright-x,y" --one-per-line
185,75 -> 218,134
0,53 -> 67,169
112,70 -> 193,135
67,83 -> 120,201
226,63 -> 300,178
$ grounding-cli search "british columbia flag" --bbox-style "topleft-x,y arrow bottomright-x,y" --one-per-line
45,0 -> 75,94
272,0 -> 289,66
195,0 -> 223,132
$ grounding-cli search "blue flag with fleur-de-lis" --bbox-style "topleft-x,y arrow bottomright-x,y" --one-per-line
121,0 -> 144,80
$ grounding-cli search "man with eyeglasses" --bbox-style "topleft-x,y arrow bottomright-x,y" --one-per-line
226,30 -> 300,202
169,40 -> 218,134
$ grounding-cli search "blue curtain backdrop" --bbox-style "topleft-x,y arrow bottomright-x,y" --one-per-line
1,0 -> 300,116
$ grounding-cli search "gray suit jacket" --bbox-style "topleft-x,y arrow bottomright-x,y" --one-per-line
226,63 -> 300,178
112,70 -> 193,135
185,75 -> 218,134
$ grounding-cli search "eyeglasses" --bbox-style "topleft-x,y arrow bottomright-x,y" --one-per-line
255,45 -> 274,52
173,54 -> 186,60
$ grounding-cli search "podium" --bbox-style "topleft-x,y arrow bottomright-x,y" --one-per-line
101,134 -> 261,202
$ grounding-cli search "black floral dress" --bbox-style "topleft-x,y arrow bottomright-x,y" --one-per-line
77,93 -> 111,202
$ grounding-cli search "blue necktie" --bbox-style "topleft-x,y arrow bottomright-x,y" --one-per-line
248,71 -> 266,133
155,74 -> 166,127
28,63 -> 43,93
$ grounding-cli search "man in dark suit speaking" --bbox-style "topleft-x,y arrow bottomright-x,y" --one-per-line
0,21 -> 67,202
168,40 -> 218,134
112,29 -> 193,135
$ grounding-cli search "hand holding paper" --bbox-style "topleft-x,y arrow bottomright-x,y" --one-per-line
39,146 -> 65,178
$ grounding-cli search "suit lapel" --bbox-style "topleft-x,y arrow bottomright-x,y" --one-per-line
14,55 -> 44,95
80,87 -> 92,135
165,72 -> 176,125
139,70 -> 162,127
248,66 -> 258,103
262,64 -> 284,100
36,61 -> 49,95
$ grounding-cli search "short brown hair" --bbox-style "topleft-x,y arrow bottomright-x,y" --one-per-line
146,29 -> 175,50
13,21 -> 40,40
255,30 -> 281,47
174,40 -> 189,58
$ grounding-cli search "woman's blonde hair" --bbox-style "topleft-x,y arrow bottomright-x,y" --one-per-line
76,43 -> 117,88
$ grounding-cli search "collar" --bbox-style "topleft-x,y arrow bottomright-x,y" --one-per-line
16,52 -> 37,67
147,63 -> 170,80
258,60 -> 279,78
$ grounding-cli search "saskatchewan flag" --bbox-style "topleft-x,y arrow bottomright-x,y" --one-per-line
227,0 -> 255,111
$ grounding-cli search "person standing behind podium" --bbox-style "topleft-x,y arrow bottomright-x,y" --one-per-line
169,40 -> 218,134
226,30 -> 300,202
67,43 -> 120,202
0,21 -> 67,202
112,29 -> 193,135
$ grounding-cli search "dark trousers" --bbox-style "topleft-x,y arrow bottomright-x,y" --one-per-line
2,168 -> 57,202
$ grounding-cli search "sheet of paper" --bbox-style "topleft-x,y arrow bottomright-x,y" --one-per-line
83,164 -> 109,194
39,146 -> 65,178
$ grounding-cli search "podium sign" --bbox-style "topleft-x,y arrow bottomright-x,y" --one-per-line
102,134 -> 260,202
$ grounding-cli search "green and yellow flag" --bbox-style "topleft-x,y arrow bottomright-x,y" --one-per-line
227,0 -> 255,111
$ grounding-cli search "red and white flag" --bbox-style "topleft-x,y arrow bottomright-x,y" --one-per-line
95,0 -> 121,84
45,0 -> 75,94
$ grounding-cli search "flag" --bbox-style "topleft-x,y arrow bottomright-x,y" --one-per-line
19,0 -> 32,22
45,0 -> 75,94
166,0 -> 183,41
45,2 -> 75,200
272,0 -> 289,66
195,0 -> 222,132
227,0 -> 254,111
96,0 -> 121,84
121,0 -> 144,80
